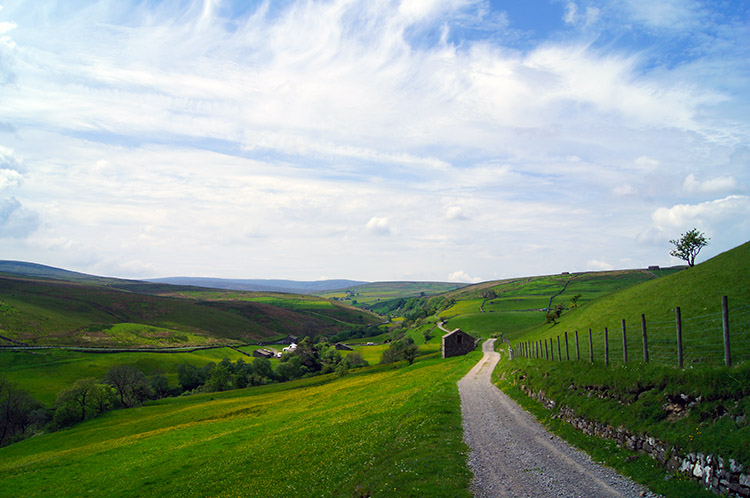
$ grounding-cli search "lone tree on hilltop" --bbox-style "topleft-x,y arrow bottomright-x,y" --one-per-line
669,228 -> 710,267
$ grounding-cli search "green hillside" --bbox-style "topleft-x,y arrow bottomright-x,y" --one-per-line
318,281 -> 467,308
0,353 -> 478,498
437,268 -> 679,339
0,275 -> 380,348
516,241 -> 750,366
0,347 -> 254,405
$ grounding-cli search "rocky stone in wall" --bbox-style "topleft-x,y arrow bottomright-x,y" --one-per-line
521,386 -> 750,498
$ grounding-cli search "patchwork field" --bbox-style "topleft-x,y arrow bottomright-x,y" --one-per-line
432,267 -> 685,340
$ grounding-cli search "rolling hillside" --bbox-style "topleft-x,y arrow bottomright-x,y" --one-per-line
0,353 -> 478,497
515,240 -> 750,366
435,267 -> 683,339
317,281 -> 468,308
0,274 -> 380,348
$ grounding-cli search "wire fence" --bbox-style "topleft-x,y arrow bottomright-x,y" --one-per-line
512,297 -> 750,368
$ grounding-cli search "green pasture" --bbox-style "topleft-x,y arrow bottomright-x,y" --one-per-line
445,312 -> 545,339
516,241 -> 750,367
348,344 -> 389,364
482,297 -> 549,311
0,347 -> 248,405
318,281 -> 465,306
0,352 -> 479,498
439,299 -> 484,319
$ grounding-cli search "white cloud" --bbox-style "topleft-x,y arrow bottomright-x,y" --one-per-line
448,270 -> 481,283
366,216 -> 391,236
682,173 -> 738,195
0,197 -> 38,238
0,1 -> 744,280
612,183 -> 637,197
588,259 -> 613,270
563,2 -> 600,28
617,0 -> 704,30
445,205 -> 468,221
0,168 -> 21,189
651,195 -> 750,230
0,21 -> 16,34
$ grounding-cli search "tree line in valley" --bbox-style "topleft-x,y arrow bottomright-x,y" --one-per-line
0,337 -> 370,448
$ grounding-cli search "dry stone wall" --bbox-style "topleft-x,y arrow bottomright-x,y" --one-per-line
521,386 -> 750,497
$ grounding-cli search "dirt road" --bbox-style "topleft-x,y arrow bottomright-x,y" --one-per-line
458,339 -> 651,497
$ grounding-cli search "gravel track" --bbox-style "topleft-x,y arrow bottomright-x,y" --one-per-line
459,339 -> 651,498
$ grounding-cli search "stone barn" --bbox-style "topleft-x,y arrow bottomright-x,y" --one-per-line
442,328 -> 477,358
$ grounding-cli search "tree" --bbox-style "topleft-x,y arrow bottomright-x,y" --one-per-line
380,337 -> 419,365
105,365 -> 150,408
177,364 -> 204,392
54,378 -> 116,426
205,364 -> 232,392
670,228 -> 710,267
1,378 -> 43,447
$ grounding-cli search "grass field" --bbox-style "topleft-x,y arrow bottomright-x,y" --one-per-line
446,311 -> 546,339
431,268 -> 679,341
0,352 -> 480,498
0,347 -> 251,405
515,241 -> 750,367
318,281 -> 466,307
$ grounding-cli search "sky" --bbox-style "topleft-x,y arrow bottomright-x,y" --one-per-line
0,0 -> 748,283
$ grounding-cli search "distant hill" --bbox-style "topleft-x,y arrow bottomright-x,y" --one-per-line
147,276 -> 369,294
0,261 -> 381,348
0,261 -> 110,282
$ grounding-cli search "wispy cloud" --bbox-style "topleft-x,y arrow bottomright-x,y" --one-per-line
0,0 -> 747,280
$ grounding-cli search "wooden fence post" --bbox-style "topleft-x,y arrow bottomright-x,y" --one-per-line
545,339 -> 549,360
565,331 -> 570,361
723,296 -> 731,367
557,336 -> 562,362
622,319 -> 628,365
676,307 -> 683,369
588,328 -> 593,363
550,338 -> 555,361
604,327 -> 609,367
641,314 -> 649,363
575,330 -> 580,361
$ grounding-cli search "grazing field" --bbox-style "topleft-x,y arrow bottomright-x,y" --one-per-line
446,311 -> 547,339
516,241 -> 750,367
425,267 -> 685,341
318,281 -> 466,307
0,347 -> 250,405
0,352 -> 479,498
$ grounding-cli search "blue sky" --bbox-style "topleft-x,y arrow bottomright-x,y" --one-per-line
0,0 -> 748,282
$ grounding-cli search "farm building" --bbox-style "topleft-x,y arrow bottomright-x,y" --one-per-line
335,343 -> 353,351
253,348 -> 275,359
442,328 -> 477,358
278,334 -> 299,345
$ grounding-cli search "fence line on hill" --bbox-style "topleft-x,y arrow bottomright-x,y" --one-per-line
511,296 -> 750,368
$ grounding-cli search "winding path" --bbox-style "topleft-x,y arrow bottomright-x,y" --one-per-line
458,339 -> 650,498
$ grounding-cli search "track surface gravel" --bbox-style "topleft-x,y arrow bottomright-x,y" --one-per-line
458,339 -> 651,497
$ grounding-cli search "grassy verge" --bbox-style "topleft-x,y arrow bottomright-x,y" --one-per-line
493,352 -> 749,497
0,351 -> 480,497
